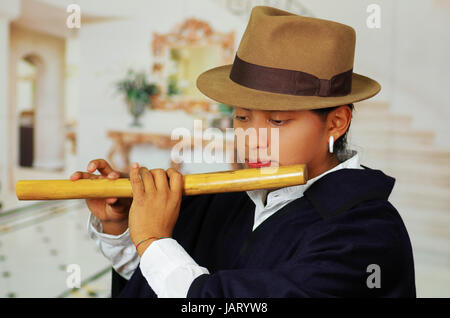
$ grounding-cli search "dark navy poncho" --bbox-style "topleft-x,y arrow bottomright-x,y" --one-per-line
112,166 -> 416,298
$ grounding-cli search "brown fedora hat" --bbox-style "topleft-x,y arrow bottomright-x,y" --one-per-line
196,6 -> 381,110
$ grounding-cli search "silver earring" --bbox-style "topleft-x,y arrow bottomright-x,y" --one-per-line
329,136 -> 334,153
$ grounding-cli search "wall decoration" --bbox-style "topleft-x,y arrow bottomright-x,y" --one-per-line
150,18 -> 235,115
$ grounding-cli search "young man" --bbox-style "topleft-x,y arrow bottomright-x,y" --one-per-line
72,6 -> 416,298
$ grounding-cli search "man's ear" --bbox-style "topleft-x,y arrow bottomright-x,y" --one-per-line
326,105 -> 352,139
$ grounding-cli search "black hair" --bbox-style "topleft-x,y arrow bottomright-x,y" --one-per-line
310,103 -> 354,159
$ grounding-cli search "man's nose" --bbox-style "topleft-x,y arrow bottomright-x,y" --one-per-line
248,127 -> 270,153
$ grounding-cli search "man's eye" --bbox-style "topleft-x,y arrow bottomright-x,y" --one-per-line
234,115 -> 248,121
270,119 -> 286,125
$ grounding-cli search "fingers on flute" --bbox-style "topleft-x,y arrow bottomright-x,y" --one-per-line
130,162 -> 144,197
141,168 -> 156,193
70,171 -> 101,181
149,169 -> 168,194
87,159 -> 115,177
166,168 -> 183,196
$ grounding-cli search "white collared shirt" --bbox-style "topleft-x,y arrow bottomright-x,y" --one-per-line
88,150 -> 362,297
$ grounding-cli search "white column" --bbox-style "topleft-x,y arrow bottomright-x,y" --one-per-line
0,17 -> 10,206
32,57 -> 65,170
64,37 -> 80,174
0,1 -> 19,201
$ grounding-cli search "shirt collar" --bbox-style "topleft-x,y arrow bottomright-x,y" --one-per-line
246,150 -> 362,208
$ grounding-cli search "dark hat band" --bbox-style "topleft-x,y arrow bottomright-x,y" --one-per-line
229,54 -> 353,97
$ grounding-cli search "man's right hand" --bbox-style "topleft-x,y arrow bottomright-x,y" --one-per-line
70,159 -> 132,235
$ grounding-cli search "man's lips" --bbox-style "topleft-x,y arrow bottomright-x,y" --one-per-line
245,159 -> 272,167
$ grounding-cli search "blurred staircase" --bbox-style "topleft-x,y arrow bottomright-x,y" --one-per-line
349,101 -> 450,297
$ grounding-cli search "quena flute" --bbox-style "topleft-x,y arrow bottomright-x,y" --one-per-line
16,164 -> 307,200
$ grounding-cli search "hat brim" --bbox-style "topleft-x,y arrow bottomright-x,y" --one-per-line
196,64 -> 381,110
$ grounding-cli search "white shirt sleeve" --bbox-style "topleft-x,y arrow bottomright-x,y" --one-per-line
87,213 -> 140,280
139,238 -> 210,298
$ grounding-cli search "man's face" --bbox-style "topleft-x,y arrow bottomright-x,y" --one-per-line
232,107 -> 328,170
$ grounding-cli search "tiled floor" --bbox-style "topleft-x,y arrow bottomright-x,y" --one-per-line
0,200 -> 111,298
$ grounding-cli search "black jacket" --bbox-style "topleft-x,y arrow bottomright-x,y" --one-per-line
113,165 -> 416,297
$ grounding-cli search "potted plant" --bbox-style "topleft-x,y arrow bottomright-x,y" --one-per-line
117,70 -> 159,127
167,75 -> 181,96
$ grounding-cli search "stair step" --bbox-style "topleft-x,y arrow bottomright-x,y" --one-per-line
400,209 -> 450,232
359,155 -> 450,170
353,145 -> 450,166
397,174 -> 449,188
414,259 -> 450,297
414,246 -> 450,268
401,214 -> 450,258
394,199 -> 449,214
354,100 -> 390,112
415,268 -> 450,296
351,127 -> 434,136
410,239 -> 450,262
368,164 -> 450,188
361,162 -> 450,177
394,181 -> 449,198
402,228 -> 449,246
351,138 -> 433,148
400,204 -> 450,223
351,113 -> 413,130
352,112 -> 412,124
390,189 -> 450,212
407,229 -> 450,256
365,160 -> 450,175
349,129 -> 435,146
351,119 -> 412,130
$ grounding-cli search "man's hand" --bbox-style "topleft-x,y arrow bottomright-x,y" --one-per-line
70,159 -> 132,235
128,162 -> 184,256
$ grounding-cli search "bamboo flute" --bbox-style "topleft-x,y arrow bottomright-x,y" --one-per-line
16,164 -> 308,200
